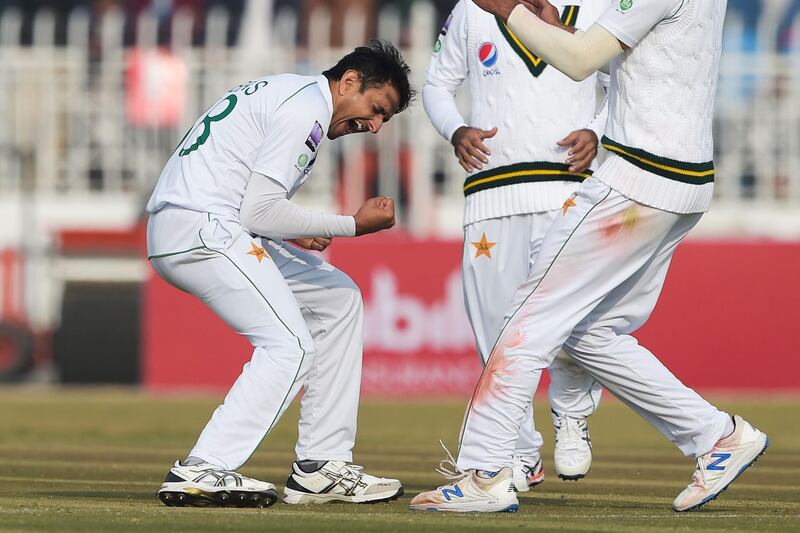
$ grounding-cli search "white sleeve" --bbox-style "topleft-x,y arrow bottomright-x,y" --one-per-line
240,172 -> 356,239
251,85 -> 328,193
423,83 -> 467,142
423,0 -> 469,142
596,0 -> 684,48
586,73 -> 610,141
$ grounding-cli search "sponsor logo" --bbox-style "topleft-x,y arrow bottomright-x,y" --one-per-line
478,42 -> 498,68
706,453 -> 732,471
619,0 -> 633,12
441,485 -> 464,501
305,121 -> 324,152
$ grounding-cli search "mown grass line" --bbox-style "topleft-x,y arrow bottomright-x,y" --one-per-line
0,390 -> 797,532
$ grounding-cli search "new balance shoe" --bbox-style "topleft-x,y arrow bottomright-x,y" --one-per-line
511,455 -> 545,492
157,460 -> 278,508
410,468 -> 519,513
283,460 -> 403,504
673,416 -> 768,512
553,410 -> 592,480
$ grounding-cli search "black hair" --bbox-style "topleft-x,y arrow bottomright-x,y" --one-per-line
323,39 -> 415,114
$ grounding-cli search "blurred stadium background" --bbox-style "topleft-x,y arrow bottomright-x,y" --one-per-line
0,0 -> 798,393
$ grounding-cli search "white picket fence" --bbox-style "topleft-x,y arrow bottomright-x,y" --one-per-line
1,3 -> 800,240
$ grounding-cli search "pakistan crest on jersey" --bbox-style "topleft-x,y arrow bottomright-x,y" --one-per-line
619,0 -> 633,11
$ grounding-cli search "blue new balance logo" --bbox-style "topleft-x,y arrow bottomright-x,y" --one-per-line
706,452 -> 732,471
441,485 -> 464,501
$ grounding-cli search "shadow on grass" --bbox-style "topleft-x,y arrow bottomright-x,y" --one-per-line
36,490 -> 157,503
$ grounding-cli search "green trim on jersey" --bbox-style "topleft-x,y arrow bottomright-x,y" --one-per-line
463,161 -> 592,197
601,136 -> 715,184
276,82 -> 319,111
495,5 -> 581,78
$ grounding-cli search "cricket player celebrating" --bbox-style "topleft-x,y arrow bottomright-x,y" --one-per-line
147,41 -> 413,508
423,0 -> 612,489
412,0 -> 768,513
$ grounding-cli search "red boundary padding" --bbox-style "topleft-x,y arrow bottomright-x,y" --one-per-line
142,236 -> 800,395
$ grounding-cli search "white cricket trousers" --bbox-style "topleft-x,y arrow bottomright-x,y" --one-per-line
457,178 -> 731,471
462,212 -> 603,459
147,207 -> 363,470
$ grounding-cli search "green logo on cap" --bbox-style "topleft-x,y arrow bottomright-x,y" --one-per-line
620,0 -> 633,11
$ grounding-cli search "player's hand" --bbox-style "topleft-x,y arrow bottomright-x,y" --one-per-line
354,196 -> 396,236
472,0 -> 520,21
452,126 -> 498,173
558,128 -> 598,173
523,0 -> 561,26
289,237 -> 332,252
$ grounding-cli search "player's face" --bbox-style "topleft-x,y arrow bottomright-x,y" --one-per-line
329,71 -> 400,139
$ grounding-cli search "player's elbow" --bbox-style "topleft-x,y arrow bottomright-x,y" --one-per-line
566,68 -> 593,82
562,58 -> 597,82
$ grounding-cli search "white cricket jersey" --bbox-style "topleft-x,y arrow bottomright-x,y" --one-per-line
594,0 -> 727,214
425,0 -> 611,226
146,74 -> 333,219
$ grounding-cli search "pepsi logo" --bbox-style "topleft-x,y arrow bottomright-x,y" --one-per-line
478,42 -> 498,68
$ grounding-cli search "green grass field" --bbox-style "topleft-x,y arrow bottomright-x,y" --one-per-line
0,389 -> 797,532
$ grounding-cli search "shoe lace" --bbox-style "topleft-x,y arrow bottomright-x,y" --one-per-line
434,440 -> 468,482
556,416 -> 584,451
337,463 -> 365,481
689,457 -> 707,488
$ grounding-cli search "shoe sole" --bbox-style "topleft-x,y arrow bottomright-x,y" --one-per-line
158,488 -> 278,508
673,436 -> 769,512
557,472 -> 587,481
410,502 -> 519,513
283,486 -> 404,505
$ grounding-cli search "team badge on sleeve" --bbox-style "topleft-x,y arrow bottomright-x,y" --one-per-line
434,13 -> 454,53
305,121 -> 324,152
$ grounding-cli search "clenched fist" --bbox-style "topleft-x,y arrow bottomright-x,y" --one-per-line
354,196 -> 396,236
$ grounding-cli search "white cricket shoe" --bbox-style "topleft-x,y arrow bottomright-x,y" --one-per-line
553,411 -> 592,480
157,460 -> 278,508
283,461 -> 403,504
511,455 -> 545,492
673,416 -> 768,512
410,468 -> 519,513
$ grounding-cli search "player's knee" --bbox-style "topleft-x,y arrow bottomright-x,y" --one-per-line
342,284 -> 363,321
251,327 -> 315,358
332,272 -> 363,318
564,326 -> 616,357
